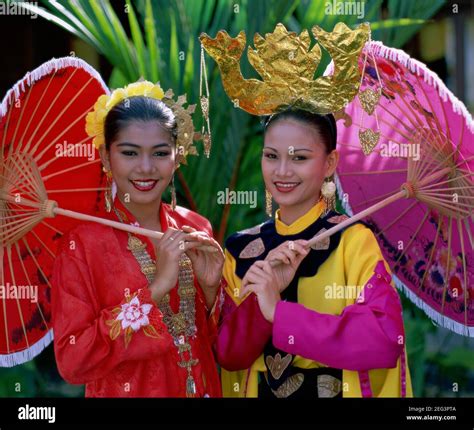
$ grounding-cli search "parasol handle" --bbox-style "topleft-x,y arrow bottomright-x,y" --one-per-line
269,189 -> 408,267
51,206 -> 218,253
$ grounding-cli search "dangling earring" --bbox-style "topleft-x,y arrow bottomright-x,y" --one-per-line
265,189 -> 273,217
321,177 -> 336,215
103,167 -> 113,213
170,175 -> 177,211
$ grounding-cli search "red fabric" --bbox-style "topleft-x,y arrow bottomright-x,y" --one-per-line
216,293 -> 273,371
52,198 -> 221,397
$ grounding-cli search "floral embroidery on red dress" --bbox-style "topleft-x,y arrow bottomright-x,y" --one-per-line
106,290 -> 162,348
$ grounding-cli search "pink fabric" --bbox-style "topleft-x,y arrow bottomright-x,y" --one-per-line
216,293 -> 272,371
358,370 -> 373,397
272,261 -> 404,371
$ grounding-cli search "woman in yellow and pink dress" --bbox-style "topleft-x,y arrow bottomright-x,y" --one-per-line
200,22 -> 413,398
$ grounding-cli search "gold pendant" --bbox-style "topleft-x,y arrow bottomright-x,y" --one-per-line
358,88 -> 381,115
359,129 -> 380,155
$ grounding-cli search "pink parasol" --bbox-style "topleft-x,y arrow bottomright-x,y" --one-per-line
334,41 -> 474,336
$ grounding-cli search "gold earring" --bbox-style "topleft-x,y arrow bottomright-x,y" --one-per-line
265,189 -> 273,217
103,167 -> 113,213
170,175 -> 177,211
321,177 -> 336,215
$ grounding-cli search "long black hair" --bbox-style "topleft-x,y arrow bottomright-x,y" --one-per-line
263,109 -> 337,154
104,96 -> 177,150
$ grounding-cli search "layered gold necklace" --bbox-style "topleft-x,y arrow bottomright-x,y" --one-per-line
114,207 -> 199,397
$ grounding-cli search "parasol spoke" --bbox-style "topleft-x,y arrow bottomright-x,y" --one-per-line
339,168 -> 407,176
13,241 -> 49,332
31,77 -> 95,159
29,230 -> 55,260
10,84 -> 34,155
415,74 -> 450,145
418,195 -> 472,217
374,104 -> 414,140
456,218 -> 469,335
40,220 -> 63,236
418,171 -> 474,191
42,158 -> 101,181
464,217 -> 474,249
440,216 -> 453,314
38,134 -> 93,171
34,103 -> 95,163
419,216 -> 442,290
394,210 -> 430,267
1,94 -> 15,156
22,237 -> 52,289
352,187 -> 401,210
0,245 -> 10,353
6,246 -> 30,349
25,67 -> 80,153
19,68 -> 58,153
375,201 -> 418,238
47,187 -> 108,194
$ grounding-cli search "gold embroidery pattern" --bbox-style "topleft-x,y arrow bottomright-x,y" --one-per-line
265,353 -> 292,380
239,237 -> 265,259
270,373 -> 304,398
317,374 -> 342,398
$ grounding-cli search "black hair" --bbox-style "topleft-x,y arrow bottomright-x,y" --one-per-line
104,96 -> 177,150
263,109 -> 337,154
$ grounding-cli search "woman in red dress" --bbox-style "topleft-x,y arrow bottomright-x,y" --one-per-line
52,82 -> 224,397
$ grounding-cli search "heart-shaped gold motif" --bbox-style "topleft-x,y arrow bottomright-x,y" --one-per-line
359,129 -> 380,155
358,88 -> 381,115
265,353 -> 292,380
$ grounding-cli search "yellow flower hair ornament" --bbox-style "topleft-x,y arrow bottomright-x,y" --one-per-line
85,81 -> 206,165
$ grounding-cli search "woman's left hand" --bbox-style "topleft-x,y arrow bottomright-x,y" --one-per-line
239,260 -> 281,323
181,225 -> 224,292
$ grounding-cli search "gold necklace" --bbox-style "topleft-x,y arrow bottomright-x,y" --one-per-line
114,207 -> 199,397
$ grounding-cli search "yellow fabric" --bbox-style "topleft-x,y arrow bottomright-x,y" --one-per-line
221,201 -> 413,398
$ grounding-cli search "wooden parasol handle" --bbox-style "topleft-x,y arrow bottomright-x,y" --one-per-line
51,206 -> 218,253
269,189 -> 408,267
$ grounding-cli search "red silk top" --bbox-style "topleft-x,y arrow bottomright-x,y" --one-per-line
52,198 -> 222,397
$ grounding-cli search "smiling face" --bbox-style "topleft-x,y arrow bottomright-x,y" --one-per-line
262,118 -> 338,223
100,121 -> 176,213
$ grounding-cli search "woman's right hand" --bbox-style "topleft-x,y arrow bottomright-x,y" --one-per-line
149,227 -> 200,304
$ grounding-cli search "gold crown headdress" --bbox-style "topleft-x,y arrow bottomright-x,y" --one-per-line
199,22 -> 370,116
85,81 -> 209,165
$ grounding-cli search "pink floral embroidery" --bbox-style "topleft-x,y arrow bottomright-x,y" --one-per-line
106,292 -> 160,348
117,296 -> 152,331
